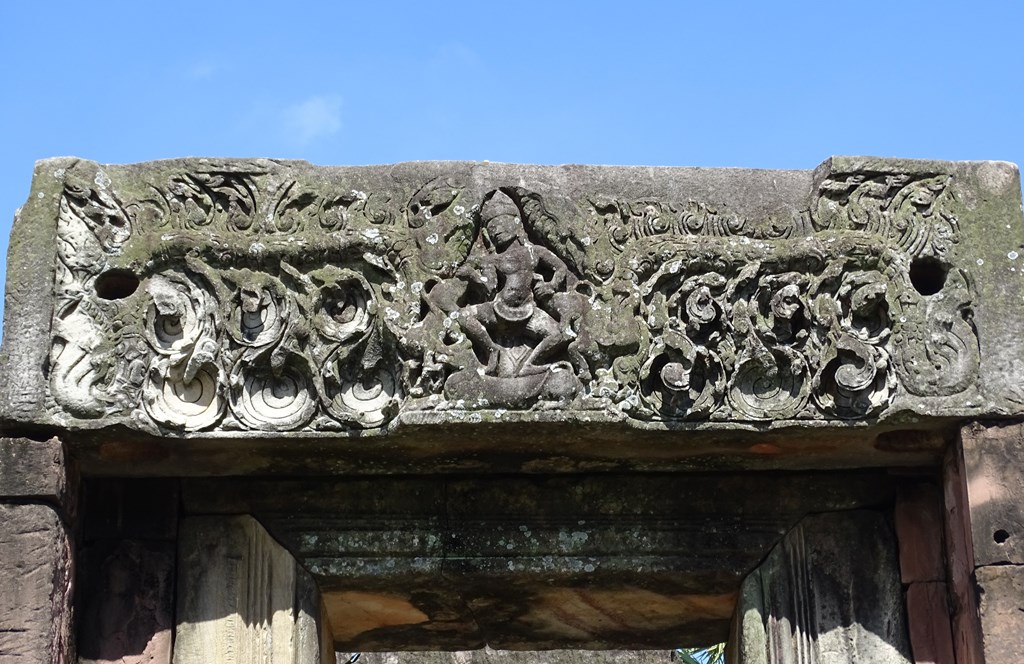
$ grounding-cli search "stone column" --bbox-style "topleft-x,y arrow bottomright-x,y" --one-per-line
728,510 -> 912,664
0,437 -> 76,664
174,515 -> 334,664
944,422 -> 1024,664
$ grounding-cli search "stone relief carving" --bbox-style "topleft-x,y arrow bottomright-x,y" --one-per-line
811,170 -> 978,397
44,162 -> 981,434
50,175 -> 136,418
423,191 -> 591,409
142,273 -> 223,430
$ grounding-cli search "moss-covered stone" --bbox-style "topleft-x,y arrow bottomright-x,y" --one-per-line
1,157 -> 1020,473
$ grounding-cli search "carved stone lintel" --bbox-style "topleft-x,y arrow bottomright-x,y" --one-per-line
2,157 -> 1021,438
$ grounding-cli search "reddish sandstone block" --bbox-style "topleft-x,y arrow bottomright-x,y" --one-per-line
0,504 -> 73,664
905,582 -> 955,664
0,437 -> 73,507
895,484 -> 946,583
944,435 -> 983,664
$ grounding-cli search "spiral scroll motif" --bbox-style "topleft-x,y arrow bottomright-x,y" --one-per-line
230,361 -> 317,431
143,359 -> 224,430
729,348 -> 808,420
37,165 -> 984,431
326,367 -> 399,428
315,272 -> 375,343
229,285 -> 287,347
145,276 -> 203,355
640,335 -> 725,419
815,345 -> 893,418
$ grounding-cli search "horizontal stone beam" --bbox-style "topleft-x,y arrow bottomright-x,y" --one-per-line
182,470 -> 897,649
1,157 -> 1021,455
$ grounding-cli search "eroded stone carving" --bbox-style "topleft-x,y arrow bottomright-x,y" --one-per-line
50,176 -> 135,418
38,159 -> 989,435
424,191 -> 589,409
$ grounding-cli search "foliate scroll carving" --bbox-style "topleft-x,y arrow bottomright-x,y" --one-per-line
142,274 -> 223,430
403,177 -> 474,278
726,269 -> 812,420
132,257 -> 399,433
893,266 -> 977,396
809,269 -> 895,418
166,173 -> 258,231
44,160 -> 983,434
812,173 -> 959,258
49,174 -> 136,418
633,251 -> 899,421
811,169 -> 979,397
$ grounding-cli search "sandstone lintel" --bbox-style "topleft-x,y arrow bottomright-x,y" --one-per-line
1,157 -> 1020,455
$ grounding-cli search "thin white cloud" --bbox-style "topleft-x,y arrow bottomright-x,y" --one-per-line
283,95 -> 343,145
424,43 -> 485,78
186,61 -> 218,81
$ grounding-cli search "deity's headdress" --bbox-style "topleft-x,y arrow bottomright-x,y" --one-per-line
481,191 -> 520,224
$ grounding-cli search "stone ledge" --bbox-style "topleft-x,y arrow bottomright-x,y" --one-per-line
0,436 -> 71,504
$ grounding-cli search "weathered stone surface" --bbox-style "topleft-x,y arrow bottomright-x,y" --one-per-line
347,650 -> 674,663
958,421 -> 1024,566
896,483 -> 955,663
2,156 -> 1021,660
905,582 -> 955,664
0,503 -> 73,664
174,516 -> 332,664
0,157 -> 1020,473
0,160 -> 60,426
0,436 -> 75,664
183,471 -> 896,650
975,565 -> 1024,664
78,540 -> 174,664
894,483 -> 946,583
730,511 -> 911,663
298,571 -> 336,664
0,436 -> 70,503
70,422 -> 948,477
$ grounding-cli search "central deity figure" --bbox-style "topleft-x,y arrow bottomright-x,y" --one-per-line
456,192 -> 569,376
425,190 -> 586,407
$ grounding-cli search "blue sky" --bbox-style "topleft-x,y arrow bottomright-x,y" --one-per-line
2,1 -> 1022,318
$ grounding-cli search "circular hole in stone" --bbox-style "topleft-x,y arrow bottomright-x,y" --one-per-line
94,269 -> 140,300
909,257 -> 948,296
994,529 -> 1010,544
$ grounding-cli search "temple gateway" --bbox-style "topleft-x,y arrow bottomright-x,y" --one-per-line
1,156 -> 1022,663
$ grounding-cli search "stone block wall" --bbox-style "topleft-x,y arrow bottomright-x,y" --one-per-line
0,437 -> 75,664
943,423 -> 1024,664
